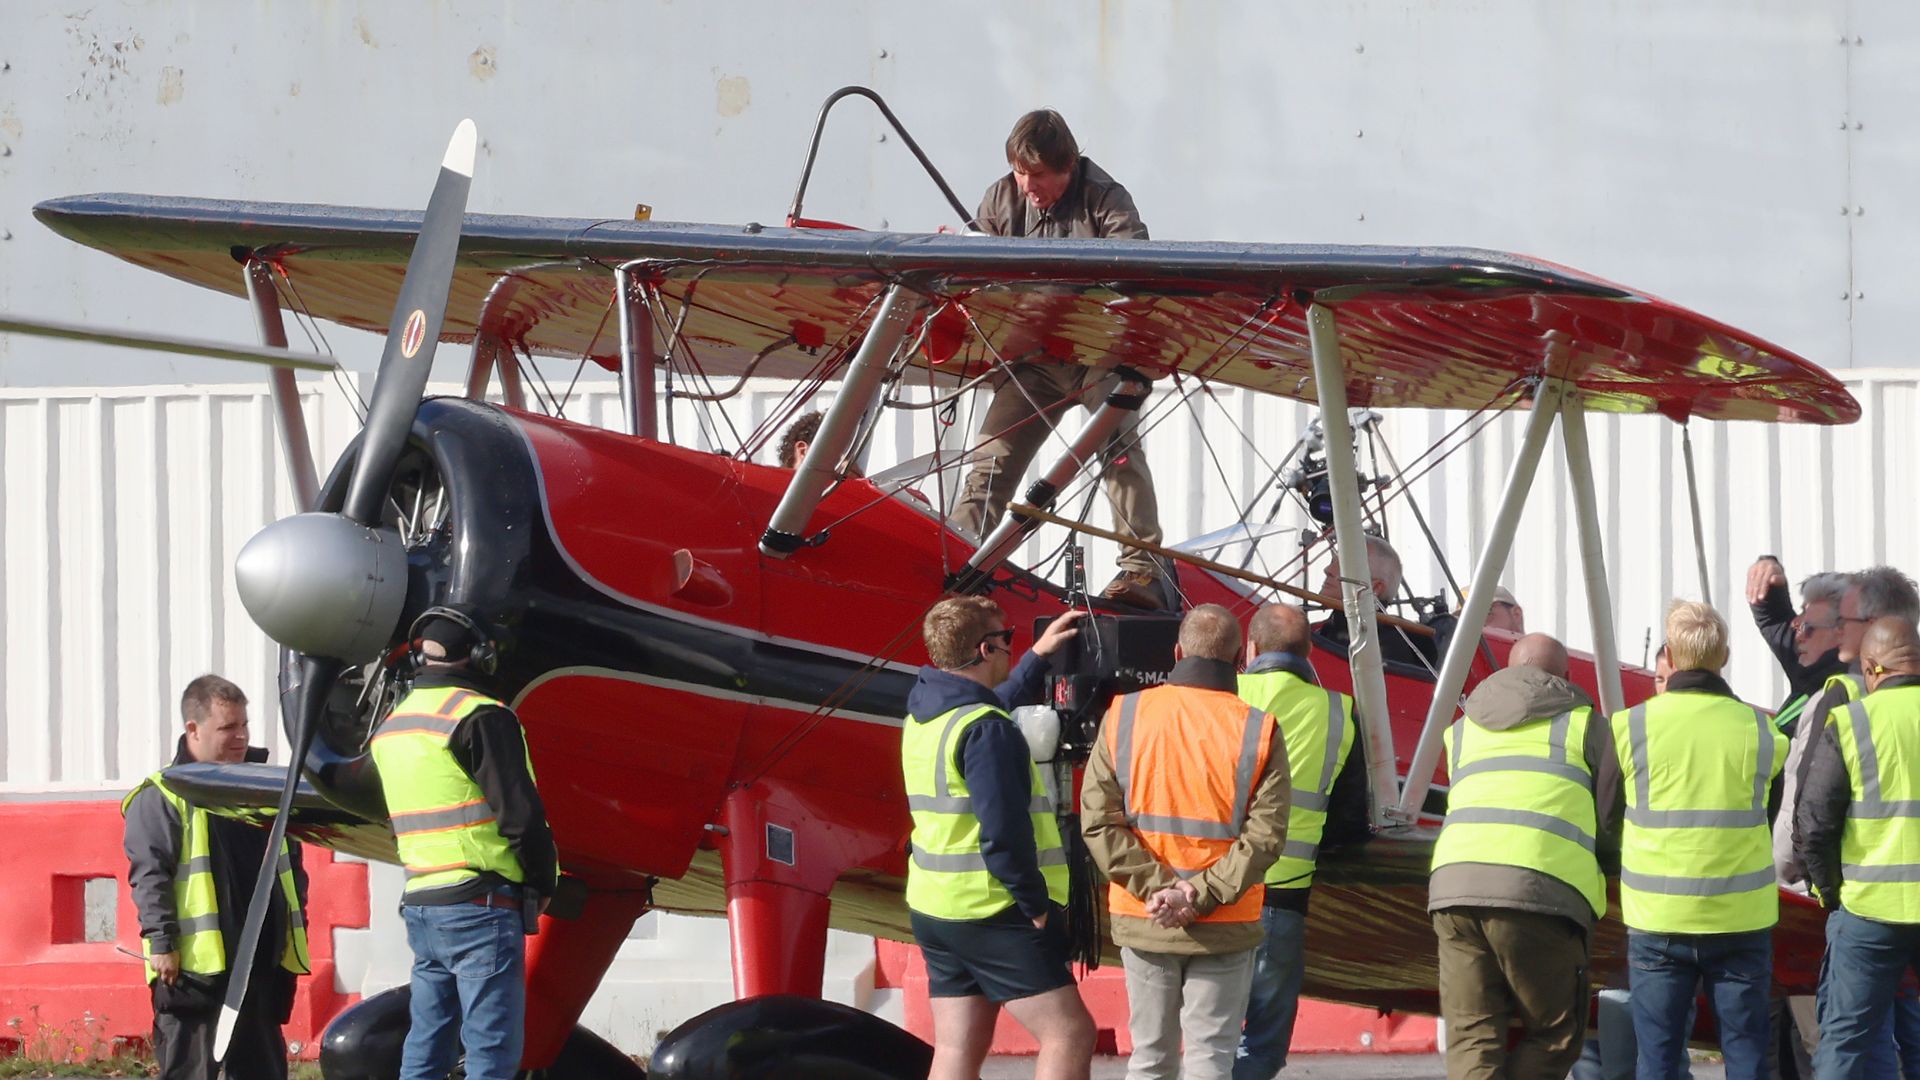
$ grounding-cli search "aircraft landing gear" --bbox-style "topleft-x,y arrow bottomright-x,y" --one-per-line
649,995 -> 930,1079
317,984 -> 645,1079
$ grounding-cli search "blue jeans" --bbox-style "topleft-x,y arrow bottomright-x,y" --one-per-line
401,901 -> 527,1080
1813,908 -> 1920,1079
1233,905 -> 1306,1080
1628,929 -> 1772,1080
1894,995 -> 1920,1077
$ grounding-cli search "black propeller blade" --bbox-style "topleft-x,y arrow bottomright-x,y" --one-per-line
213,654 -> 342,1057
216,118 -> 476,1062
342,117 -> 476,526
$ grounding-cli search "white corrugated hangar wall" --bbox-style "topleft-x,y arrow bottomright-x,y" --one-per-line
3,0 -> 1918,1054
2,371 -> 1914,1043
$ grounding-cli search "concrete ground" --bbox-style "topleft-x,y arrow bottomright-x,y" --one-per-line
981,1055 -> 1731,1078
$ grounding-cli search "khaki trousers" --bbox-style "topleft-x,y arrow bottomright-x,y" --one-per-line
1121,946 -> 1256,1080
1433,907 -> 1589,1080
954,363 -> 1162,574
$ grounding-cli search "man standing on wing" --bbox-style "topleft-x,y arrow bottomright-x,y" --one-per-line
957,109 -> 1166,610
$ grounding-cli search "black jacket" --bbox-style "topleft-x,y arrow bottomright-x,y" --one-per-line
399,672 -> 560,904
1316,613 -> 1440,671
1793,673 -> 1920,908
1751,580 -> 1846,725
1242,650 -> 1371,913
903,651 -> 1052,919
123,737 -> 307,973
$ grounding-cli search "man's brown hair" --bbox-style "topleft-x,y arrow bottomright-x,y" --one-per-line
923,596 -> 1005,670
1005,109 -> 1079,174
777,411 -> 825,469
1179,604 -> 1243,663
181,674 -> 247,727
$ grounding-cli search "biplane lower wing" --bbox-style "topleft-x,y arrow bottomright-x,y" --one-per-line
162,761 -> 399,864
35,194 -> 1858,425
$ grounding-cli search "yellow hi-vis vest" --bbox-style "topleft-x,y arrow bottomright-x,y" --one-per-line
1431,709 -> 1606,918
1238,668 -> 1353,889
1612,691 -> 1786,934
1833,685 -> 1920,924
120,772 -> 309,983
1824,671 -> 1865,712
901,703 -> 1069,920
371,685 -> 529,898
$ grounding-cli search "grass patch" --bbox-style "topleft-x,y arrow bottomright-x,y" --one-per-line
0,1056 -> 153,1077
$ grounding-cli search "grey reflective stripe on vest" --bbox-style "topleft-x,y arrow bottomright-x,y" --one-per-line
1115,694 -> 1139,815
1448,713 -> 1590,788
915,704 -> 1001,815
379,714 -> 463,738
908,793 -> 1053,814
1450,756 -> 1594,788
1625,807 -> 1766,828
1841,701 -> 1920,820
1130,813 -> 1238,840
1227,705 -> 1266,833
1291,690 -> 1347,811
1842,863 -> 1920,883
1281,839 -> 1320,861
1627,703 -> 1771,827
1619,866 -> 1776,896
178,912 -> 222,935
1628,704 -> 1651,811
390,800 -> 497,835
912,845 -> 1069,872
1442,805 -> 1596,852
179,854 -> 212,877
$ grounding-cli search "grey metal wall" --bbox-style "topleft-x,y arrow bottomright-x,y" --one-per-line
2,1 -> 1917,388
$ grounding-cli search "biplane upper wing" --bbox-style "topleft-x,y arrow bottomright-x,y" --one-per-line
36,194 -> 1858,424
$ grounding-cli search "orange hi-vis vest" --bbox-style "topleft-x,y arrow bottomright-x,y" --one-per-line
1105,682 -> 1277,924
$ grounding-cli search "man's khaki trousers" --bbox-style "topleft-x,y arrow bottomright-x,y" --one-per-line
1433,906 -> 1590,1080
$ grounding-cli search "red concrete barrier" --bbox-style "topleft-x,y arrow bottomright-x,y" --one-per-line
875,938 -> 1437,1056
0,798 -> 370,1060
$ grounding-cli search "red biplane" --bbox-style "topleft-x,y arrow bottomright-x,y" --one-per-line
10,92 -> 1858,1077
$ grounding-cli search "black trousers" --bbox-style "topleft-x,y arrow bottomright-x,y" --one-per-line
151,974 -> 289,1080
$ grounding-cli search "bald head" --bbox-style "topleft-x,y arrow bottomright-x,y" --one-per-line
1862,616 -> 1920,691
1248,603 -> 1311,660
1178,604 -> 1243,663
1508,633 -> 1570,679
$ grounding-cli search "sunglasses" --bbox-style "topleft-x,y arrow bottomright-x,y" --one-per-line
978,628 -> 1016,650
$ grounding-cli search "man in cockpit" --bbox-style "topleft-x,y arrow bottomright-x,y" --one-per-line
956,109 -> 1167,611
1316,534 -> 1440,669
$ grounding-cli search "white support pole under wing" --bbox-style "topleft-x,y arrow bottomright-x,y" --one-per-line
615,265 -> 658,439
1680,422 -> 1714,605
1396,374 -> 1568,821
1562,395 -> 1626,717
760,284 -> 926,557
1306,303 -> 1398,827
242,262 -> 321,513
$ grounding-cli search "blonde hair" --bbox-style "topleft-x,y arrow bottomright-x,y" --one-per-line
1664,599 -> 1729,673
923,596 -> 1004,670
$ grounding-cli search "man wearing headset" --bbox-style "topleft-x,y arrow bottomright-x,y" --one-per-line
371,605 -> 558,1080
